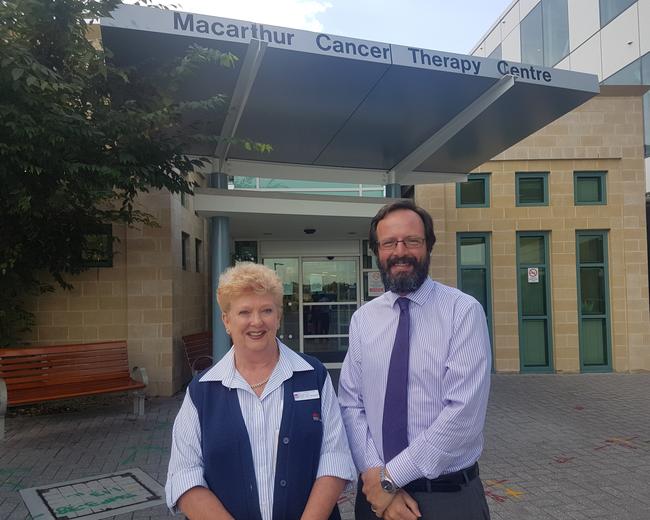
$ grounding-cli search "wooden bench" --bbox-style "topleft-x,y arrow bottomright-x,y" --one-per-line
0,341 -> 147,440
181,331 -> 213,375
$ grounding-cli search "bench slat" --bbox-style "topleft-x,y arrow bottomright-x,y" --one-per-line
0,341 -> 128,357
8,379 -> 145,406
181,331 -> 213,374
0,354 -> 129,373
0,341 -> 144,409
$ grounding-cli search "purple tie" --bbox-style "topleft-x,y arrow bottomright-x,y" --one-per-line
382,297 -> 410,463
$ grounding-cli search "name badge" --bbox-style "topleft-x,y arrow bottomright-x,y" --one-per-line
293,389 -> 319,401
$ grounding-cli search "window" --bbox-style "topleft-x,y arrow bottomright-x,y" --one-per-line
82,224 -> 113,268
643,91 -> 650,157
602,57 -> 642,85
542,0 -> 569,66
195,238 -> 202,273
642,53 -> 650,157
231,176 -> 385,197
234,241 -> 258,263
574,172 -> 607,205
488,45 -> 502,60
599,0 -> 635,27
521,4 -> 544,66
181,232 -> 189,271
520,0 -> 569,67
516,173 -> 549,206
456,173 -> 490,208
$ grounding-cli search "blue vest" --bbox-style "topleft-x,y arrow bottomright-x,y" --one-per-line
189,354 -> 341,520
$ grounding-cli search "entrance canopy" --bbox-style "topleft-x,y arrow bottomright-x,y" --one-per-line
100,5 -> 600,186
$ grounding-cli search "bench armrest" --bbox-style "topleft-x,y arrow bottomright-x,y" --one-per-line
132,366 -> 149,387
191,355 -> 214,373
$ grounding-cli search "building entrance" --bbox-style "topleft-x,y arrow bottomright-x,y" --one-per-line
264,255 -> 360,365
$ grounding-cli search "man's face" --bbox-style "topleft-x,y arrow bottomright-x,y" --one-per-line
376,209 -> 430,294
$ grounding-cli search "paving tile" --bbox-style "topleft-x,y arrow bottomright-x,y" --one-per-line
1,373 -> 649,519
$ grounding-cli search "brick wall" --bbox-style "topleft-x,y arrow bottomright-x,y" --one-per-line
417,92 -> 650,372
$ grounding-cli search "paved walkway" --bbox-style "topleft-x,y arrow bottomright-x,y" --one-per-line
1,373 -> 649,519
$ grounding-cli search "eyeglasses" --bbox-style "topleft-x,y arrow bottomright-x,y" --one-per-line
378,237 -> 425,250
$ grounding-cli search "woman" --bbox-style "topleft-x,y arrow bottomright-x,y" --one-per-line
166,262 -> 355,520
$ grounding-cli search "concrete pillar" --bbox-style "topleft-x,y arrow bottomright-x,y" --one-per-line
210,172 -> 231,360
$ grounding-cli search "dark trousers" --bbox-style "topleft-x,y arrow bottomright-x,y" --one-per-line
355,477 -> 491,520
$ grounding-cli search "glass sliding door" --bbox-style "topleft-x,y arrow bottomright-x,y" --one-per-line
457,233 -> 493,370
517,232 -> 554,372
263,258 -> 300,351
302,257 -> 359,363
576,231 -> 611,371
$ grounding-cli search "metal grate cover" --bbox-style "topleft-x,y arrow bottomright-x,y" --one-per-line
19,468 -> 165,520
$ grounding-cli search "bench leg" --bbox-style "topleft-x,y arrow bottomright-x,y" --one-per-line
133,391 -> 145,417
0,378 -> 7,441
131,367 -> 148,417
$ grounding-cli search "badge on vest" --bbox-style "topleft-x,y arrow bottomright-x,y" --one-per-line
293,389 -> 319,401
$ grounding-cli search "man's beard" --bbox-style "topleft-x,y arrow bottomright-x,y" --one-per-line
378,254 -> 430,294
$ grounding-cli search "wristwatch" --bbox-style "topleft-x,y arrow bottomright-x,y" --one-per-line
380,466 -> 398,494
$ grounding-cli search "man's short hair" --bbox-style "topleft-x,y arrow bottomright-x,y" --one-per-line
369,200 -> 436,256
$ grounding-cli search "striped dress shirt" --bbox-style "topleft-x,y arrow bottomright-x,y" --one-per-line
166,341 -> 356,518
338,277 -> 491,488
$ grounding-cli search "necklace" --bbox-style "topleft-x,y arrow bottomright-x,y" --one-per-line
250,377 -> 269,389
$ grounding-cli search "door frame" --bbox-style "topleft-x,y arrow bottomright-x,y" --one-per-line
576,230 -> 612,373
262,252 -> 362,368
516,231 -> 554,373
456,232 -> 494,371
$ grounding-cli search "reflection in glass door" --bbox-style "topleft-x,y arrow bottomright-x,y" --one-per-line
263,258 -> 300,351
516,232 -> 553,372
302,257 -> 359,363
264,255 -> 360,363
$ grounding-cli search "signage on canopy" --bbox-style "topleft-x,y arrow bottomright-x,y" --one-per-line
102,5 -> 597,91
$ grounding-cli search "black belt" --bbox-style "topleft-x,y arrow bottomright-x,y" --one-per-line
403,462 -> 479,493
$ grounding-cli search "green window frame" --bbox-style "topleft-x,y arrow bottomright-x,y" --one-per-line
81,224 -> 113,268
516,172 -> 549,206
516,231 -> 554,373
576,231 -> 612,372
574,171 -> 607,205
456,173 -> 490,208
456,232 -> 494,371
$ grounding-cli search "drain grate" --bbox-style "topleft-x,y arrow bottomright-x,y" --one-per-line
19,468 -> 165,520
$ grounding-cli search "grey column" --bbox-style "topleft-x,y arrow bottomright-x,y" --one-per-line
210,172 -> 231,360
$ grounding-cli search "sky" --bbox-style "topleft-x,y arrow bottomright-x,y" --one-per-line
159,0 -> 513,54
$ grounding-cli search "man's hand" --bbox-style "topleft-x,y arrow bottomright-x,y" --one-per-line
361,467 -> 393,517
382,490 -> 421,520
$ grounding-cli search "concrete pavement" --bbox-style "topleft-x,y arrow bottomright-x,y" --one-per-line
1,373 -> 649,519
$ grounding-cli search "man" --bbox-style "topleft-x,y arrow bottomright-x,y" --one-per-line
339,200 -> 491,520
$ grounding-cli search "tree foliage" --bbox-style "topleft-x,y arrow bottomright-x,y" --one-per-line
0,0 -> 259,343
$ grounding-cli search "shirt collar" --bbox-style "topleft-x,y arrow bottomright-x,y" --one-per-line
199,339 -> 313,388
385,276 -> 435,308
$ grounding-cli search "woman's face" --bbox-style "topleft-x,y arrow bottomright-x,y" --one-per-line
222,292 -> 280,355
